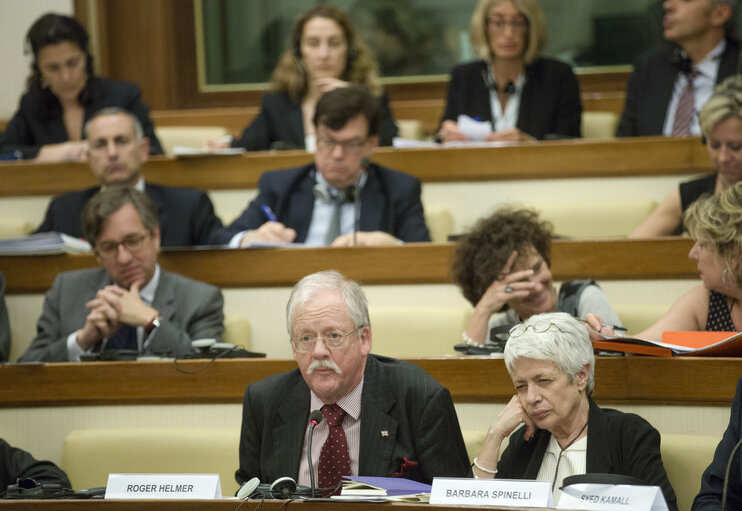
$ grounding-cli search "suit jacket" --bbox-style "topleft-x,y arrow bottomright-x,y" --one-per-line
232,91 -> 399,150
441,58 -> 582,140
498,397 -> 678,511
35,182 -> 223,247
617,40 -> 741,137
1,77 -> 163,159
18,267 -> 224,362
235,354 -> 471,486
0,438 -> 70,493
217,163 -> 430,244
0,273 -> 9,362
693,375 -> 742,510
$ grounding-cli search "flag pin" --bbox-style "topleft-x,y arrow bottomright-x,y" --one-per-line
381,430 -> 389,437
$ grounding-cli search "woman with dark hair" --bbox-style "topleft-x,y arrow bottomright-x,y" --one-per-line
211,5 -> 397,152
1,13 -> 162,161
440,0 -> 581,142
451,206 -> 620,348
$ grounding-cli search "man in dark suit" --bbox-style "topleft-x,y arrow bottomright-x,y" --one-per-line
236,271 -> 470,492
19,187 -> 224,363
693,375 -> 742,509
217,85 -> 430,247
617,0 -> 739,137
35,107 -> 223,247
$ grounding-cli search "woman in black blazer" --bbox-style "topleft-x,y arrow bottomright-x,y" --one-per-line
216,5 -> 397,152
1,13 -> 162,161
440,0 -> 581,142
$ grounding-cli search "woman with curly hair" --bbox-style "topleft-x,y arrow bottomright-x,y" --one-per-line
451,206 -> 621,348
216,5 -> 397,152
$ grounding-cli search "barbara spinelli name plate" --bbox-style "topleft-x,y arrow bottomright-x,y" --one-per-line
105,474 -> 222,500
430,477 -> 553,507
557,483 -> 668,511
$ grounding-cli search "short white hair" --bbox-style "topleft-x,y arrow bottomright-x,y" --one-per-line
286,270 -> 370,334
504,312 -> 594,393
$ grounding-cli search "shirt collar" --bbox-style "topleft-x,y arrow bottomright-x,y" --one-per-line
139,264 -> 160,304
310,377 -> 364,421
694,39 -> 726,78
101,176 -> 145,192
315,169 -> 368,200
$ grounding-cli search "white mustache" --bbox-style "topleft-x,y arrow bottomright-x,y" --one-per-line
308,359 -> 342,374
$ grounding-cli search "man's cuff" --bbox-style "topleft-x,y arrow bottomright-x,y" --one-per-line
66,331 -> 88,362
228,231 -> 248,248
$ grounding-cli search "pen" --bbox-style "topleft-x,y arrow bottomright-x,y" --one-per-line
261,204 -> 278,222
577,318 -> 627,332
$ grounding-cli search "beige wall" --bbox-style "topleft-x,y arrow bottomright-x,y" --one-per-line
0,1 -> 73,119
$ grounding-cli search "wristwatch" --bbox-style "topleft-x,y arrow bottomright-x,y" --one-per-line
144,313 -> 162,334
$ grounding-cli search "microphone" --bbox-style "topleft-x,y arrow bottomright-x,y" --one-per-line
721,435 -> 742,510
307,409 -> 323,498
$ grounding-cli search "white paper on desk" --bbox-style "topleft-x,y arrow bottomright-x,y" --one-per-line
172,146 -> 245,156
243,241 -> 307,248
457,114 -> 491,141
392,137 -> 440,149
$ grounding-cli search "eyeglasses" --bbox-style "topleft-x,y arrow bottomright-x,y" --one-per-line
509,319 -> 563,338
487,17 -> 529,33
316,136 -> 368,154
290,327 -> 363,353
95,232 -> 151,259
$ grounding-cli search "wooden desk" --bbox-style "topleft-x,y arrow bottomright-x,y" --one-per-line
2,239 -> 697,295
0,137 -> 710,197
0,356 -> 737,408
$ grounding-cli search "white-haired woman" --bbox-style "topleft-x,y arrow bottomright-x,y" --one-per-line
472,313 -> 677,509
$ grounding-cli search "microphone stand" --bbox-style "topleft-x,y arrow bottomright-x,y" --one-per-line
307,410 -> 323,498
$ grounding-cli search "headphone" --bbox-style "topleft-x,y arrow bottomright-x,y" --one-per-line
312,183 -> 357,203
670,47 -> 693,75
481,66 -> 515,95
237,476 -> 314,500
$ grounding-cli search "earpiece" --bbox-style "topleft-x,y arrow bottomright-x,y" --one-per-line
237,477 -> 260,500
480,66 -> 515,95
670,47 -> 693,75
270,477 -> 297,499
312,184 -> 357,203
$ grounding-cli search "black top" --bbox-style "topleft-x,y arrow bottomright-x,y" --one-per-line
232,91 -> 399,151
441,58 -> 582,140
1,76 -> 163,159
680,174 -> 716,212
0,438 -> 70,494
0,273 -> 9,362
617,40 -> 741,137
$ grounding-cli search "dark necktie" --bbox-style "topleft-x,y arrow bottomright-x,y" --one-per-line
672,71 -> 695,136
325,194 -> 345,245
105,324 -> 138,351
318,404 -> 350,496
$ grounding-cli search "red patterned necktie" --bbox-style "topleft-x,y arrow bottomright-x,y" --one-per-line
317,404 -> 350,496
672,71 -> 695,136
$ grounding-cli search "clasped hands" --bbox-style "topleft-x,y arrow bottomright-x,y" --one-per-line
240,221 -> 399,247
76,282 -> 159,350
439,120 -> 535,143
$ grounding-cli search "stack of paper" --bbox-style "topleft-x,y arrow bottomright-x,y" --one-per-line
0,232 -> 91,256
339,476 -> 431,499
593,331 -> 742,357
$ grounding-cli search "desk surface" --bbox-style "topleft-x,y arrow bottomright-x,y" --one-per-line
2,239 -> 697,295
0,137 -> 710,197
1,356 -> 737,408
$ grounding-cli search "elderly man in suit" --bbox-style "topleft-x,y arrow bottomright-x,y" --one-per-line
235,270 -> 470,495
19,187 -> 224,362
618,0 -> 739,137
35,107 -> 223,246
216,85 -> 430,247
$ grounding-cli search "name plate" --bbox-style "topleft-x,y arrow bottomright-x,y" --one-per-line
558,484 -> 668,511
105,473 -> 222,500
430,477 -> 553,507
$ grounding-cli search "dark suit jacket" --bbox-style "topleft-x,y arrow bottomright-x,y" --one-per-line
18,267 -> 224,362
693,375 -> 742,510
235,354 -> 471,486
231,91 -> 399,150
0,76 -> 163,159
0,438 -> 70,493
498,397 -> 678,511
441,58 -> 582,140
35,182 -> 223,247
0,273 -> 9,362
217,163 -> 430,244
617,40 -> 741,137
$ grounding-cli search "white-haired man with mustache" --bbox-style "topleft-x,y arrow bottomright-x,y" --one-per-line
235,270 -> 470,495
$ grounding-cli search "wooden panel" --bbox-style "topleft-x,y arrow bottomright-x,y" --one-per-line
0,357 -> 736,408
1,239 -> 698,295
0,137 -> 712,197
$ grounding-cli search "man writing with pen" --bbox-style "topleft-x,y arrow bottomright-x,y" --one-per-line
214,85 -> 431,247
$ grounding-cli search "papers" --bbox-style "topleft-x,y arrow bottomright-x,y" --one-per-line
340,476 -> 431,497
392,138 -> 440,149
172,146 -> 245,157
592,331 -> 742,357
457,114 -> 491,141
0,232 -> 91,256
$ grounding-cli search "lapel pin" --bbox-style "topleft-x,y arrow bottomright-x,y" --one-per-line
381,430 -> 389,437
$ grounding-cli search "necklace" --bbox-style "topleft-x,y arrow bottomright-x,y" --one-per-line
552,421 -> 589,491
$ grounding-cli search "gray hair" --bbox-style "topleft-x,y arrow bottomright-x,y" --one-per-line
504,312 -> 595,394
84,107 -> 144,140
286,270 -> 370,334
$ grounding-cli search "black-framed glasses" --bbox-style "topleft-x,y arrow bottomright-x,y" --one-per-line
95,232 -> 151,259
487,17 -> 529,33
509,319 -> 564,338
290,326 -> 363,353
316,137 -> 368,154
